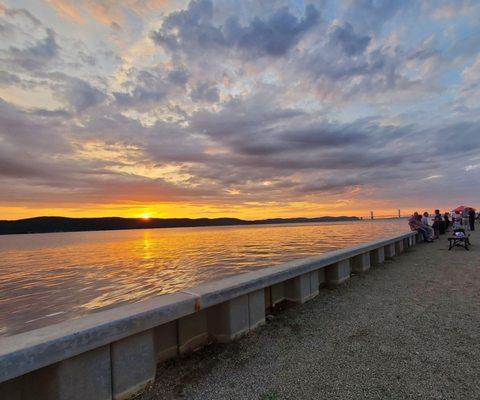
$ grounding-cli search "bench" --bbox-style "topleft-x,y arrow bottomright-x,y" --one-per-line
448,235 -> 471,250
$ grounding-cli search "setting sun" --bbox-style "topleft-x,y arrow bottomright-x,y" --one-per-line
140,213 -> 151,220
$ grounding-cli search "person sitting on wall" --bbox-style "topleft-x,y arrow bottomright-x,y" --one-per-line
408,212 -> 433,242
421,212 -> 436,239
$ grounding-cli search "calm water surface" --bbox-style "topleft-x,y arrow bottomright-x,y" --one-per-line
0,219 -> 409,336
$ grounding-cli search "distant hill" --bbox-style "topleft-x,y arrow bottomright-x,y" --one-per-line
0,215 -> 360,235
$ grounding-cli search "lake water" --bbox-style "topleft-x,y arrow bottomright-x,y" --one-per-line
0,219 -> 409,337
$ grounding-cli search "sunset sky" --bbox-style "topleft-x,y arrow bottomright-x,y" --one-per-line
0,0 -> 479,220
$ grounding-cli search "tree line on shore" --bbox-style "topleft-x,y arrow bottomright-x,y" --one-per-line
0,215 -> 360,235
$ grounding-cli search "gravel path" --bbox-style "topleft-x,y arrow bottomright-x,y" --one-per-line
138,229 -> 480,400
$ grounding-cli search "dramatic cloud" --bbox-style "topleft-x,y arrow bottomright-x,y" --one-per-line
328,23 -> 371,56
0,0 -> 479,219
3,27 -> 59,70
59,76 -> 106,112
150,0 -> 320,57
113,66 -> 188,108
190,80 -> 219,103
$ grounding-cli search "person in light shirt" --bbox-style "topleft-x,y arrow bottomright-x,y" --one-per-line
421,212 -> 435,239
421,212 -> 429,226
452,210 -> 462,228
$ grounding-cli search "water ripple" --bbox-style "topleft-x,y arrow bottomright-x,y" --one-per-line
0,219 -> 408,336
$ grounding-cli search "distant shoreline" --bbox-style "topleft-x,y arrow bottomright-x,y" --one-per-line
0,216 -> 360,235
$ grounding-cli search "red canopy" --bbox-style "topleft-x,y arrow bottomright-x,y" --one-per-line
454,205 -> 476,212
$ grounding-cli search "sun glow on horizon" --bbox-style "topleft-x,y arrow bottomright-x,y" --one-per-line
140,213 -> 151,220
0,201 -> 461,222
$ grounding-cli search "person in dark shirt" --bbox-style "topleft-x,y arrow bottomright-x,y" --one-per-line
443,212 -> 450,230
468,208 -> 476,231
433,209 -> 442,238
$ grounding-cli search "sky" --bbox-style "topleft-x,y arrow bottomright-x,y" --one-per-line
0,0 -> 479,220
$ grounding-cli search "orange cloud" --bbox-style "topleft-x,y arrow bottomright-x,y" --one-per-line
126,0 -> 173,15
48,0 -> 172,26
86,1 -> 123,26
48,0 -> 86,23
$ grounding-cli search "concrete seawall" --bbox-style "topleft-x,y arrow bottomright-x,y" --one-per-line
0,231 -> 417,400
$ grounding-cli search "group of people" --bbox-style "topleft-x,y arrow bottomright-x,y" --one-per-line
446,208 -> 477,231
408,208 -> 477,242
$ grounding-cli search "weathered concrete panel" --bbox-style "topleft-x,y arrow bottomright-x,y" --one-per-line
378,247 -> 386,263
207,295 -> 249,343
310,270 -> 320,297
370,247 -> 385,266
178,310 -> 208,353
22,364 -> 58,400
1,376 -> 22,400
285,274 -> 312,303
22,346 -> 111,400
351,252 -> 371,274
270,282 -> 286,306
318,268 -> 326,288
111,330 -> 156,400
227,296 -> 249,337
395,240 -> 404,255
384,243 -> 396,259
416,232 -> 424,243
326,259 -> 351,286
409,235 -> 415,246
153,321 -> 177,363
248,289 -> 265,329
264,287 -> 271,310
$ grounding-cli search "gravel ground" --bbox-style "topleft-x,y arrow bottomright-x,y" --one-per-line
138,229 -> 480,400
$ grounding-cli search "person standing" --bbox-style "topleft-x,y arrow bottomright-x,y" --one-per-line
443,212 -> 450,231
453,210 -> 462,228
468,208 -> 476,231
433,209 -> 442,238
462,208 -> 469,229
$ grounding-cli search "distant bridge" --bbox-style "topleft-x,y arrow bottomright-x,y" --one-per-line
360,210 -> 409,220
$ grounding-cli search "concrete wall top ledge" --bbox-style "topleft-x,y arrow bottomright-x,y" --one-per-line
0,292 -> 196,383
186,231 -> 415,308
0,231 -> 415,384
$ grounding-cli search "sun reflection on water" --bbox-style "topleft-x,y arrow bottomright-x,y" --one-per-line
0,219 -> 409,336
141,231 -> 154,260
